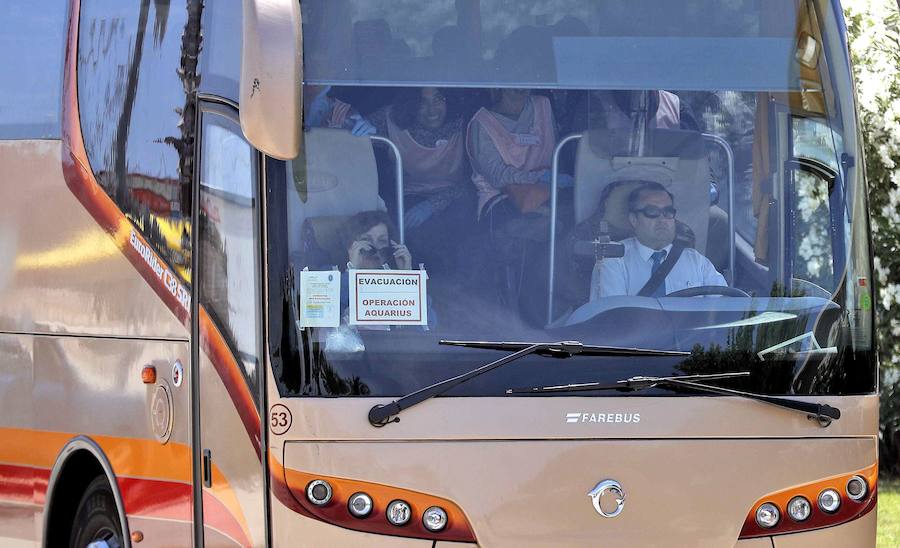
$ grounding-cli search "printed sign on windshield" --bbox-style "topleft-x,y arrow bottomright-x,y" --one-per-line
349,270 -> 428,326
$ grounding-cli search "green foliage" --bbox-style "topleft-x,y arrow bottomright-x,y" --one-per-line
878,479 -> 900,547
845,0 -> 900,475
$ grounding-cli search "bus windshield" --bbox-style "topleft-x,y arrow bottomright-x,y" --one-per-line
268,0 -> 875,398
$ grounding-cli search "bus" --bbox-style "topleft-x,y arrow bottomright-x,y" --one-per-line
0,0 -> 878,546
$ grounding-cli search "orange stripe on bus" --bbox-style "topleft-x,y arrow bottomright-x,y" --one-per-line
0,427 -> 192,483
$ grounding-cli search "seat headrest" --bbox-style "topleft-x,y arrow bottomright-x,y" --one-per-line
585,128 -> 706,160
574,128 -> 711,252
597,180 -> 644,236
300,215 -> 351,268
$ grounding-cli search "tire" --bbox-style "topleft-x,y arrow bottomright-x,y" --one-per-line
69,476 -> 123,548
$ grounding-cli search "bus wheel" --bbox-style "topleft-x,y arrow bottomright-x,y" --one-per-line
69,476 -> 123,548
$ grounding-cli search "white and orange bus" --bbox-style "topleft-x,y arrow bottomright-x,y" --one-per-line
0,0 -> 879,546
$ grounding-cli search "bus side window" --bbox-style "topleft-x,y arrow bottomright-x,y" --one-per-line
77,0 -> 196,284
790,169 -> 834,291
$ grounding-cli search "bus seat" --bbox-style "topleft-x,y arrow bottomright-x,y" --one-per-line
573,128 -> 711,255
287,128 -> 387,263
298,215 -> 351,269
301,127 -> 386,217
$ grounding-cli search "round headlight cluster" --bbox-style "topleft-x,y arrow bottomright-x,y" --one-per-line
740,470 -> 875,540
755,502 -> 780,528
307,483 -> 452,532
754,482 -> 866,530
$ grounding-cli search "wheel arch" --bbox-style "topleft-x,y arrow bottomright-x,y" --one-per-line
43,436 -> 131,548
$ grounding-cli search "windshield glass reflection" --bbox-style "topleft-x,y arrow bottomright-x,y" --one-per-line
268,0 -> 875,399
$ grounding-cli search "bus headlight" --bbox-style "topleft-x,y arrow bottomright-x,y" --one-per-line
846,475 -> 867,501
756,502 -> 781,529
348,492 -> 373,518
817,489 -> 841,513
423,506 -> 448,532
306,479 -> 333,506
787,496 -> 811,521
386,500 -> 411,526
755,502 -> 780,528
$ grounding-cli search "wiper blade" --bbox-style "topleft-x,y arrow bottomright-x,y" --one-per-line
367,340 -> 688,427
509,372 -> 841,427
508,372 -> 752,394
439,340 -> 690,358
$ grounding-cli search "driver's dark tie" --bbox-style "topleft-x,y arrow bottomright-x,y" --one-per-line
650,250 -> 668,297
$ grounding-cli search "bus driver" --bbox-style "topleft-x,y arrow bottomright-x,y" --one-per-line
591,182 -> 726,299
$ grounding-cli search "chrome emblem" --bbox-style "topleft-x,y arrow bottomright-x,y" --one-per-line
588,480 -> 626,518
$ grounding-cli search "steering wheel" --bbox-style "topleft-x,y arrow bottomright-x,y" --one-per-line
665,285 -> 751,298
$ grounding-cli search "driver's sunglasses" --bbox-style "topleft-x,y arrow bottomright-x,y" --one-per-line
632,206 -> 677,219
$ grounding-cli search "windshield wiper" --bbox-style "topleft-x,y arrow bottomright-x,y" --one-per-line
508,372 -> 841,427
367,340 -> 689,427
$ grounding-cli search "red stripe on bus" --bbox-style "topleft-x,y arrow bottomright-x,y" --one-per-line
117,477 -> 192,522
33,468 -> 50,506
118,477 -> 251,547
61,0 -> 260,458
0,463 -> 35,503
0,464 -> 50,505
0,460 -> 249,548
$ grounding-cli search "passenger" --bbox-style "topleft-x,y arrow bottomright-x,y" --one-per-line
367,88 -> 475,275
591,182 -> 726,299
292,210 -> 415,342
343,210 -> 412,271
336,210 -> 436,330
305,85 -> 376,136
466,89 -> 572,222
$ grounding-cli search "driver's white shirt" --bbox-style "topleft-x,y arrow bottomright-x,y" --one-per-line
591,237 -> 727,300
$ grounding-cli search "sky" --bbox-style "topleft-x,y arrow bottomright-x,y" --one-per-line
0,0 -> 67,137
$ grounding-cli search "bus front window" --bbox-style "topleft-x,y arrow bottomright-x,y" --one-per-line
267,0 -> 875,399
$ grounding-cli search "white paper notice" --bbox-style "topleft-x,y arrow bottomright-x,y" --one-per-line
349,270 -> 427,326
299,270 -> 341,327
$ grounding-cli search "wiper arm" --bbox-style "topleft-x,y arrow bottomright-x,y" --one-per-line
367,340 -> 688,427
509,372 -> 841,427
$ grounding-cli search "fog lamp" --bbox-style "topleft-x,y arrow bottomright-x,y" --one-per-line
306,479 -> 332,506
818,489 -> 841,513
348,492 -> 373,518
423,506 -> 448,532
846,476 -> 867,501
755,502 -> 780,528
787,496 -> 811,521
386,500 -> 411,526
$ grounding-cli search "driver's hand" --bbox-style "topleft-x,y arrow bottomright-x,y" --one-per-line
348,240 -> 373,269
